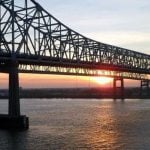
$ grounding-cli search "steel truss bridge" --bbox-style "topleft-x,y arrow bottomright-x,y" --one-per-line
0,0 -> 149,130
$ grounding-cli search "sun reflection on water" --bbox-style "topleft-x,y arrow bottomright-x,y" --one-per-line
79,102 -> 121,149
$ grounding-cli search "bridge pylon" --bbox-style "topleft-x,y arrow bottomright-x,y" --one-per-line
140,80 -> 150,98
113,77 -> 124,99
9,60 -> 20,116
0,60 -> 29,130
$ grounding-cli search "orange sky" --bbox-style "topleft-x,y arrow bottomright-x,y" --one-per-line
0,1 -> 148,89
0,73 -> 140,89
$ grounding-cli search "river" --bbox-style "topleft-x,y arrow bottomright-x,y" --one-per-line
0,99 -> 150,150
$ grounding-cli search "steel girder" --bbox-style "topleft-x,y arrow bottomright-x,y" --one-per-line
0,0 -> 150,77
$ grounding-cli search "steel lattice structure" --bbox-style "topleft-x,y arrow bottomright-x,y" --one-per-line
0,0 -> 150,79
0,0 -> 150,130
19,64 -> 148,80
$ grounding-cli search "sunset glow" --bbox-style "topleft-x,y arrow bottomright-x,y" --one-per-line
92,77 -> 112,85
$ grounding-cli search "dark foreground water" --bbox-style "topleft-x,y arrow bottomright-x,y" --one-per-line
0,99 -> 150,150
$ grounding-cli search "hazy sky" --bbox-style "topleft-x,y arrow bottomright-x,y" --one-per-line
37,0 -> 150,54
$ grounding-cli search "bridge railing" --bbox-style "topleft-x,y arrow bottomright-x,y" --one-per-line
19,64 -> 150,81
0,0 -> 149,74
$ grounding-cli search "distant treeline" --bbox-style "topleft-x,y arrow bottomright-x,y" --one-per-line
0,87 -> 149,99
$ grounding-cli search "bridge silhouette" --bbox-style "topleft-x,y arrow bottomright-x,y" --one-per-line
0,0 -> 149,130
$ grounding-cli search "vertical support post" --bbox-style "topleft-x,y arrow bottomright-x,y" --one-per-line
9,0 -> 20,117
121,78 -> 124,99
140,80 -> 150,98
113,77 -> 124,99
9,60 -> 20,117
113,78 -> 117,99
0,0 -> 29,130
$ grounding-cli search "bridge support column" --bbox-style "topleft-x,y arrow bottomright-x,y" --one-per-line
9,60 -> 20,116
113,77 -> 124,99
140,80 -> 150,98
0,60 -> 29,130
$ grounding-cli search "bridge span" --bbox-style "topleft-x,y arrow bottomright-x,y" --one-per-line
0,0 -> 149,130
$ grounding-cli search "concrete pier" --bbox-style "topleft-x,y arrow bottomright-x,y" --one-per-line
140,80 -> 150,98
0,115 -> 29,130
0,60 -> 29,131
113,77 -> 124,99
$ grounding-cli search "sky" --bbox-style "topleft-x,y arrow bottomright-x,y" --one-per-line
38,0 -> 150,54
0,0 -> 150,89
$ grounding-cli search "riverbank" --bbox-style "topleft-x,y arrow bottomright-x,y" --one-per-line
0,87 -> 149,99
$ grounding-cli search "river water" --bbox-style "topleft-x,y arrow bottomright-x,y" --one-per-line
0,99 -> 150,150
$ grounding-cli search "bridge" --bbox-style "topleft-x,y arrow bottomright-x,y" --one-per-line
0,0 -> 149,130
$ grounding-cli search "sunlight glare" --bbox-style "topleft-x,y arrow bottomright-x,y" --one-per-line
92,77 -> 112,85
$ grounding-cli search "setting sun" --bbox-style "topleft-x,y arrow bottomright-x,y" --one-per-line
92,77 -> 112,85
